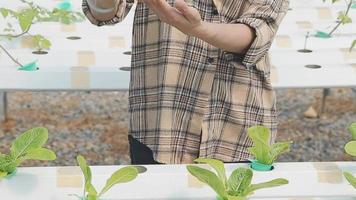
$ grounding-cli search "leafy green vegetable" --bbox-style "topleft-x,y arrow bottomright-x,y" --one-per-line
247,126 -> 292,165
33,35 -> 51,51
349,39 -> 355,51
187,158 -> 289,200
244,178 -> 289,196
0,127 -> 56,178
321,0 -> 353,37
0,171 -> 7,178
76,155 -> 139,200
187,165 -> 227,198
194,158 -> 227,187
343,123 -> 356,189
344,172 -> 356,188
344,123 -> 356,156
348,123 -> 356,140
0,0 -> 85,68
18,8 -> 37,32
345,141 -> 356,156
227,168 -> 252,196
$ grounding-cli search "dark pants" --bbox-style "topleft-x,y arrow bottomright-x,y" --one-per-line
128,135 -> 162,165
128,135 -> 251,164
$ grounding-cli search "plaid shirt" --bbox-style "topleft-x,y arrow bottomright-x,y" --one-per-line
83,0 -> 289,164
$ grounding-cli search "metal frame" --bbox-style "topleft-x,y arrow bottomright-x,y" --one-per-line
0,92 -> 7,122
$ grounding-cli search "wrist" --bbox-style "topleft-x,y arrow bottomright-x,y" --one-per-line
191,21 -> 215,40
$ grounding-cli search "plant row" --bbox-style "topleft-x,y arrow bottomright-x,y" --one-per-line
1,123 -> 355,200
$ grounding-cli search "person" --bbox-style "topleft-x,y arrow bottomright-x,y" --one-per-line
82,0 -> 289,164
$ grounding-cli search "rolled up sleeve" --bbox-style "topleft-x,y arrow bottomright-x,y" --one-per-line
82,0 -> 134,26
227,0 -> 289,68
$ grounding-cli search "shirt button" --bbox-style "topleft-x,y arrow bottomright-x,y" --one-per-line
207,57 -> 215,64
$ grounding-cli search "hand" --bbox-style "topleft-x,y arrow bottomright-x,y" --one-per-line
142,0 -> 205,37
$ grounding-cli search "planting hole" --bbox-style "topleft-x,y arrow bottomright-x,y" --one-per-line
119,67 -> 131,71
133,166 -> 147,174
66,36 -> 81,40
123,51 -> 131,55
305,64 -> 322,69
298,49 -> 313,53
32,50 -> 48,55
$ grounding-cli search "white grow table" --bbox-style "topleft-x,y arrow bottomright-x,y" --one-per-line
0,0 -> 355,120
1,162 -> 356,200
0,0 -> 355,90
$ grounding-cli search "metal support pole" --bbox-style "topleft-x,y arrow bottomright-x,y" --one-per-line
352,88 -> 356,94
319,88 -> 331,116
0,92 -> 7,122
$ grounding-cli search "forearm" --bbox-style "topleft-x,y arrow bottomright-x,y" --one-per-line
193,22 -> 255,54
86,0 -> 121,21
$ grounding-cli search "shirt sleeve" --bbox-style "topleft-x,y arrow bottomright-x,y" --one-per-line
227,0 -> 289,68
82,0 -> 134,26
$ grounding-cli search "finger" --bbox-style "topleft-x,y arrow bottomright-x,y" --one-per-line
175,0 -> 200,22
156,0 -> 176,14
154,0 -> 186,24
143,0 -> 166,18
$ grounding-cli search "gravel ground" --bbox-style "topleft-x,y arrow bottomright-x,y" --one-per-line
0,88 -> 355,167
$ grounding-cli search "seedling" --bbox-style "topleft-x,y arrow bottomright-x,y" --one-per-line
0,0 -> 84,69
187,158 -> 289,200
350,39 -> 356,51
72,155 -> 139,200
0,127 -> 56,179
344,123 -> 356,188
317,0 -> 353,38
247,126 -> 292,171
298,32 -> 313,53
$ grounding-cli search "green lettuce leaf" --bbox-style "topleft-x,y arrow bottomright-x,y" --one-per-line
187,165 -> 227,199
10,127 -> 48,159
76,155 -> 92,184
0,171 -> 7,178
348,123 -> 356,140
99,166 -> 138,196
18,9 -> 37,32
85,181 -> 98,197
248,126 -> 291,165
194,158 -> 227,186
21,148 -> 56,161
248,126 -> 272,164
227,168 -> 252,196
345,141 -> 356,156
0,154 -> 17,173
244,178 -> 288,196
344,172 -> 356,188
268,142 -> 292,164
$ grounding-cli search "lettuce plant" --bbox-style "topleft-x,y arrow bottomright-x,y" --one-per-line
0,0 -> 84,69
73,155 -> 138,200
187,158 -> 289,200
0,127 -> 56,178
350,39 -> 356,51
320,0 -> 355,51
247,126 -> 292,166
344,123 -> 356,188
321,0 -> 353,37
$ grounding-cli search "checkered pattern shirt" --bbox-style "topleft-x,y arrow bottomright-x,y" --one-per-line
82,0 -> 289,164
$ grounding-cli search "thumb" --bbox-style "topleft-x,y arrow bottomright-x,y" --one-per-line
175,0 -> 200,23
